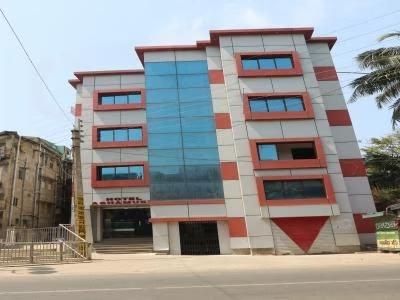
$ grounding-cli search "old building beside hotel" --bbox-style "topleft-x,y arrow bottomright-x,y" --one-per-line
0,131 -> 72,234
69,27 -> 376,255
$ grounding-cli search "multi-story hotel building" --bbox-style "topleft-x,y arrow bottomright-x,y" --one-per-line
69,27 -> 376,255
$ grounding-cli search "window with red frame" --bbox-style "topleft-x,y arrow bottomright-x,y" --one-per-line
264,179 -> 326,200
98,165 -> 144,181
97,127 -> 142,142
249,96 -> 305,113
257,142 -> 317,161
242,56 -> 293,70
100,92 -> 141,105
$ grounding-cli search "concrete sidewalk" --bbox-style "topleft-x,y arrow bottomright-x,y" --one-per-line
1,252 -> 400,277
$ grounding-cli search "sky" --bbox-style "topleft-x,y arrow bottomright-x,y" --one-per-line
0,0 -> 399,148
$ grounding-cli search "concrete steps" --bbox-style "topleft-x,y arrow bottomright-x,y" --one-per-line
94,237 -> 153,254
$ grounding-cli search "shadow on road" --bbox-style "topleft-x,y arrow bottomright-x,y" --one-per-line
27,266 -> 57,275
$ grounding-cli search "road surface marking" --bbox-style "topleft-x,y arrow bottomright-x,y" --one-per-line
1,278 -> 400,295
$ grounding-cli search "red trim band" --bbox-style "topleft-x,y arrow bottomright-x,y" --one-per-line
149,199 -> 225,206
314,66 -> 338,81
353,214 -> 376,234
339,159 -> 367,177
215,113 -> 232,129
326,110 -> 352,126
150,216 -> 228,223
228,217 -> 247,237
220,162 -> 239,180
209,70 -> 225,84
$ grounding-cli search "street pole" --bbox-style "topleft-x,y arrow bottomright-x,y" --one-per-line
71,125 -> 86,240
19,160 -> 27,226
8,135 -> 21,226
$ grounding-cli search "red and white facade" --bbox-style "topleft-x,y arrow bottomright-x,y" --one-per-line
69,27 -> 376,255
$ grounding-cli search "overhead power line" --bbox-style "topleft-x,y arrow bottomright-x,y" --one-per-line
0,7 -> 73,125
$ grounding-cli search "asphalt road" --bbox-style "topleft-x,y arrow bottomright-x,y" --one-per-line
0,254 -> 399,299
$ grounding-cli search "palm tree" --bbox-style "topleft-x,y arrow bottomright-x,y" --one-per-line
349,32 -> 400,128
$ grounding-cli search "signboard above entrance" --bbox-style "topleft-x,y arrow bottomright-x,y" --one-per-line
93,197 -> 148,207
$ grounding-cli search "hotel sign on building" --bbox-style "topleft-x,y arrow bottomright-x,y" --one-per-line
69,27 -> 377,255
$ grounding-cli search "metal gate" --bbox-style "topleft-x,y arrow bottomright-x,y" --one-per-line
179,222 -> 220,255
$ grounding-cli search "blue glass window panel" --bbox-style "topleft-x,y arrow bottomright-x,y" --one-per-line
114,95 -> 128,105
185,182 -> 224,198
101,96 -> 114,105
178,88 -> 211,102
275,57 -> 293,69
185,165 -> 221,181
259,58 -> 275,69
100,167 -> 114,180
184,148 -> 219,165
145,62 -> 176,75
146,75 -> 177,89
115,166 -> 129,179
147,103 -> 180,118
146,89 -> 179,103
114,129 -> 128,142
285,97 -> 304,111
177,74 -> 209,88
150,182 -> 187,200
182,133 -> 217,148
148,118 -> 181,133
149,149 -> 184,166
128,166 -> 144,179
128,128 -> 142,141
267,99 -> 286,112
242,59 -> 258,70
258,144 -> 278,160
148,133 -> 182,149
150,166 -> 185,183
176,61 -> 208,74
180,102 -> 213,117
128,93 -> 141,104
249,99 -> 268,112
99,130 -> 113,142
181,117 -> 215,132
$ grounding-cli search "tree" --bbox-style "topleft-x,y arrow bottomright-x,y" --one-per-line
350,32 -> 400,128
362,131 -> 400,210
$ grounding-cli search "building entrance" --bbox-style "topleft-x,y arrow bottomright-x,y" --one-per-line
102,208 -> 152,239
179,221 -> 220,255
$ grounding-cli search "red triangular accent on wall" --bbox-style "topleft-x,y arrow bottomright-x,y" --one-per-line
273,217 -> 328,252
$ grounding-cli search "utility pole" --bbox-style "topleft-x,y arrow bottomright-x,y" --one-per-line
19,160 -> 27,226
71,124 -> 86,240
32,143 -> 42,227
8,135 -> 21,226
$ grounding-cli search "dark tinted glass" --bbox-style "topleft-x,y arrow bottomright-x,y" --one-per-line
284,181 -> 303,199
303,180 -> 325,198
264,181 -> 284,200
150,166 -> 185,183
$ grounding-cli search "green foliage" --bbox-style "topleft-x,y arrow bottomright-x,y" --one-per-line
350,32 -> 400,128
363,131 -> 400,208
